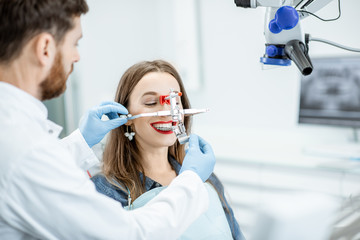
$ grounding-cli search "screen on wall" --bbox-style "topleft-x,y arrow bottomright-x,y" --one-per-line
299,57 -> 360,128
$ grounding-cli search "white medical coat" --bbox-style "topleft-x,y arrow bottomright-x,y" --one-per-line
0,82 -> 209,240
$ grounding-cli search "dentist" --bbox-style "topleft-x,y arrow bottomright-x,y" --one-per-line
0,1 -> 215,239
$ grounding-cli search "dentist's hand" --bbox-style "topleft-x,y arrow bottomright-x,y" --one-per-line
179,134 -> 216,182
79,101 -> 128,148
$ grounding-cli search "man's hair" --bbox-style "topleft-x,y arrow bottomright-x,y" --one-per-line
0,0 -> 88,63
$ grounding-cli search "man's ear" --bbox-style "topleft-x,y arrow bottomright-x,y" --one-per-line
34,33 -> 56,67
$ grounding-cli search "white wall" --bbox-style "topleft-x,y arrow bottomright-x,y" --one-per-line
190,0 -> 360,159
72,0 -> 360,158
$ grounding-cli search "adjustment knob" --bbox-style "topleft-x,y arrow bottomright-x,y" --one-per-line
269,6 -> 299,34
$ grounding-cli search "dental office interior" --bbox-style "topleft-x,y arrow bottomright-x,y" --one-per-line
45,0 -> 360,239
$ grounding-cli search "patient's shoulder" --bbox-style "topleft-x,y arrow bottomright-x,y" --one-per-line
91,174 -> 128,207
208,173 -> 225,193
91,174 -> 111,188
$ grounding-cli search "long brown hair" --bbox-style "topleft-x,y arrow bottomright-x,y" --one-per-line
102,60 -> 231,223
102,60 -> 191,200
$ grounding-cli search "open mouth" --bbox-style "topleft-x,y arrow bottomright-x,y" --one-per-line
150,121 -> 176,134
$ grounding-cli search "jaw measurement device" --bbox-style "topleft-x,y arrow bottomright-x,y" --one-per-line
120,89 -> 209,144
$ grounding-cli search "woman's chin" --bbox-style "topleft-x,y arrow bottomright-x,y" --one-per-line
151,136 -> 177,147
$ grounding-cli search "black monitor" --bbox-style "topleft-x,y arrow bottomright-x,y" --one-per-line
299,56 -> 360,128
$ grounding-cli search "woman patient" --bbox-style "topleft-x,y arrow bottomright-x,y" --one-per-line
91,60 -> 245,240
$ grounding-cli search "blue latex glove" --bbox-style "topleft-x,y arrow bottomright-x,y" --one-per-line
79,101 -> 128,147
179,134 -> 216,182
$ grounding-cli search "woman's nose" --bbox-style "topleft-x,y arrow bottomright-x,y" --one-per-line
160,102 -> 171,111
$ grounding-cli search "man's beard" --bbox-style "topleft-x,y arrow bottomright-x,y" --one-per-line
40,52 -> 73,101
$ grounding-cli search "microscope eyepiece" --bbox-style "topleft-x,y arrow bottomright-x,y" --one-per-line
285,40 -> 313,76
234,0 -> 251,8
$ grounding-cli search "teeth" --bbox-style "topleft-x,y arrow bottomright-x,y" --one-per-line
153,123 -> 172,128
152,123 -> 172,131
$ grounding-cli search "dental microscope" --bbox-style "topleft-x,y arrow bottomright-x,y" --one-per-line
234,0 -> 360,76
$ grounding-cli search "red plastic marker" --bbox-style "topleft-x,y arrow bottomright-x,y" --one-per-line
159,92 -> 182,105
159,95 -> 170,105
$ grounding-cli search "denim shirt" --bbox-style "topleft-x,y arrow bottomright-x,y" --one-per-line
91,157 -> 245,240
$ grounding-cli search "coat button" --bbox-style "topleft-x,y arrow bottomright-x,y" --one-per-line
48,129 -> 53,134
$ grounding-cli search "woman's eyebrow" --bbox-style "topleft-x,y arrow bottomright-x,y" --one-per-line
141,91 -> 158,97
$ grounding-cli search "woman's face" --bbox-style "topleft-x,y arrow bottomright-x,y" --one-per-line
127,71 -> 183,149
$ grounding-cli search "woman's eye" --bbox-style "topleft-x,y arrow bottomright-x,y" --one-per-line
144,102 -> 157,106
